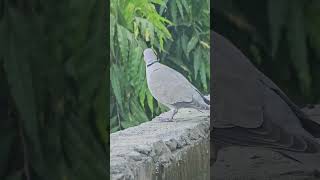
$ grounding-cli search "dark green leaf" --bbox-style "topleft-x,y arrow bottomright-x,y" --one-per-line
186,36 -> 199,58
287,0 -> 312,96
268,0 -> 289,57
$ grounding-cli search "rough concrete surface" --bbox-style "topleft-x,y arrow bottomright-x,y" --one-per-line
110,104 -> 320,180
110,108 -> 210,180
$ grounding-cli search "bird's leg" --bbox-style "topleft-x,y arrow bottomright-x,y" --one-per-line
169,108 -> 178,120
195,100 -> 210,114
197,109 -> 205,113
155,108 -> 178,122
196,107 -> 210,115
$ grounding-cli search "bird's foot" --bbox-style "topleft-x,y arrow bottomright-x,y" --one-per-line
196,109 -> 210,117
197,109 -> 204,113
153,116 -> 174,122
153,110 -> 177,122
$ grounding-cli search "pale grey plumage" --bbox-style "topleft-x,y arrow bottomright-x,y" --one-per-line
211,30 -> 320,171
143,48 -> 209,121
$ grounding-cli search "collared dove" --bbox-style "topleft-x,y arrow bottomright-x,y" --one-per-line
143,48 -> 210,122
211,30 -> 320,171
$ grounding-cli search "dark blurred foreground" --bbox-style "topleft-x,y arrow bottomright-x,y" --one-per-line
0,1 -> 107,179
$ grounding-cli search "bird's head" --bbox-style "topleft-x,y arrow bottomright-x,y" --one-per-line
143,48 -> 158,65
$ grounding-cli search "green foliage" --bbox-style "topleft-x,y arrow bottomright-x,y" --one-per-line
213,0 -> 320,104
110,0 -> 210,132
0,1 -> 107,179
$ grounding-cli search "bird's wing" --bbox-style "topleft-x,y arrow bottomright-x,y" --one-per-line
259,74 -> 320,138
212,31 -> 264,128
211,30 -> 320,155
147,63 -> 201,106
212,86 -> 320,165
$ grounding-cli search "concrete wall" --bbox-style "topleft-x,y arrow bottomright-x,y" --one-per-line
110,103 -> 320,180
110,109 -> 210,180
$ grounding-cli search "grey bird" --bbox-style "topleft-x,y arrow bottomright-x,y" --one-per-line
211,30 -> 320,171
143,48 -> 210,122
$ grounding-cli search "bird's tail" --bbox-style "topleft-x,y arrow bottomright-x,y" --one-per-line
212,121 -> 320,171
202,94 -> 210,105
193,87 -> 210,105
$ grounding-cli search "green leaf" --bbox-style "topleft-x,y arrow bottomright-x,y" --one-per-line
193,48 -> 201,79
111,126 -> 120,133
268,0 -> 289,57
147,91 -> 154,115
110,116 -> 118,128
110,0 -> 210,131
110,14 -> 116,57
151,0 -> 164,6
186,36 -> 199,58
139,83 -> 147,108
159,0 -> 169,15
306,3 -> 320,61
130,101 -> 149,123
200,56 -> 207,91
158,102 -> 169,112
110,65 -> 124,112
249,45 -> 263,65
176,0 -> 184,19
3,8 -> 44,174
181,33 -> 188,56
117,25 -> 130,62
121,121 -> 135,129
287,0 -> 311,96
170,0 -> 178,23
63,122 -> 106,180
181,0 -> 190,15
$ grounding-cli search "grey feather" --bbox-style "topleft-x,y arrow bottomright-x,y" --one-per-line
211,30 -> 320,170
143,48 -> 209,118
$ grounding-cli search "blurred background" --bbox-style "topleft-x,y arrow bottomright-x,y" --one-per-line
110,0 -> 210,132
212,0 -> 320,106
0,1 -> 107,179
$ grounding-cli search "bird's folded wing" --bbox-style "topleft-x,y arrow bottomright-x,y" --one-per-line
212,31 -> 264,129
260,77 -> 320,138
212,30 -> 320,137
211,30 -> 320,153
148,64 -> 198,105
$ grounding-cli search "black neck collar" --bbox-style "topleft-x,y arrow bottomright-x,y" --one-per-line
147,60 -> 158,67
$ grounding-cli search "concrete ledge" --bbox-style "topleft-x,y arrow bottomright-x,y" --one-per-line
110,109 -> 210,180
